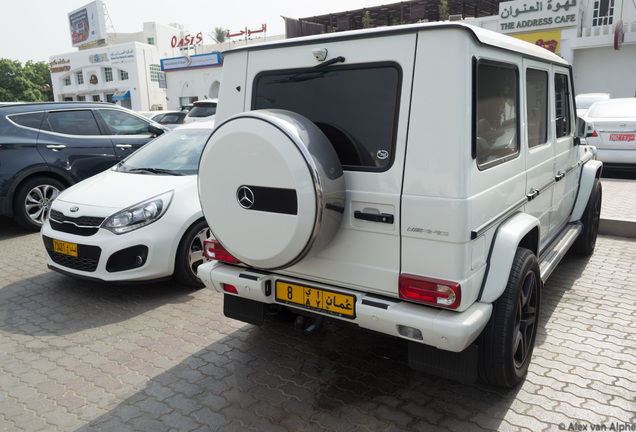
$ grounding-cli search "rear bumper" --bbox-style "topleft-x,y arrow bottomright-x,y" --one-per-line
198,262 -> 492,353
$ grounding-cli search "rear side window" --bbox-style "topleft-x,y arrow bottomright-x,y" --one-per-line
8,112 -> 44,129
474,60 -> 519,169
526,69 -> 549,148
555,73 -> 572,138
253,63 -> 401,170
97,109 -> 152,136
42,110 -> 101,135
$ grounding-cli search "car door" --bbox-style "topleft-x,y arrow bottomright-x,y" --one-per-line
36,109 -> 118,182
523,60 -> 555,248
550,69 -> 580,234
94,108 -> 156,158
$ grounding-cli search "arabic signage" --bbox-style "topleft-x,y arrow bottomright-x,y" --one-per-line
49,58 -> 71,74
499,0 -> 578,33
68,0 -> 107,47
110,49 -> 135,64
160,52 -> 222,71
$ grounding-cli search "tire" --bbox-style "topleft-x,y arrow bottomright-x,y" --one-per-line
173,219 -> 211,287
197,109 -> 345,270
13,177 -> 65,231
571,178 -> 602,255
478,247 -> 542,387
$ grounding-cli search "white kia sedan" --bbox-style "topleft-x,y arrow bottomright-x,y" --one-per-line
41,121 -> 214,287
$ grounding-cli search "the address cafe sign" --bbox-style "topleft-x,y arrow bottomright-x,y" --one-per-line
499,0 -> 578,33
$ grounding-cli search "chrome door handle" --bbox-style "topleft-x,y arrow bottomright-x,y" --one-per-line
555,172 -> 565,181
526,189 -> 539,201
116,144 -> 133,149
46,145 -> 66,150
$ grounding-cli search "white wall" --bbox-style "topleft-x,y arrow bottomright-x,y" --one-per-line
573,44 -> 636,97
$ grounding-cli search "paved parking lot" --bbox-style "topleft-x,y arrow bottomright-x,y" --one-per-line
1,191 -> 635,431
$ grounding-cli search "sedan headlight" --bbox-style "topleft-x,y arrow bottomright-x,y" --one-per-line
103,191 -> 174,234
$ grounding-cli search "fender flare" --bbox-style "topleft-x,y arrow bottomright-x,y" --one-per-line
570,160 -> 602,222
478,212 -> 540,304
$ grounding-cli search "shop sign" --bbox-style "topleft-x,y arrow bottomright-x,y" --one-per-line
171,32 -> 203,48
89,53 -> 108,63
160,52 -> 222,71
499,0 -> 578,33
512,30 -> 562,53
49,58 -> 71,74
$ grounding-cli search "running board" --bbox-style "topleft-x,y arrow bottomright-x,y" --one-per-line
538,222 -> 582,281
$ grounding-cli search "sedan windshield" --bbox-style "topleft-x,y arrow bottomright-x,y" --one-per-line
118,128 -> 211,175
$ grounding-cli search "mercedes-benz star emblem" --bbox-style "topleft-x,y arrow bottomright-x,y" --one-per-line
237,186 -> 255,209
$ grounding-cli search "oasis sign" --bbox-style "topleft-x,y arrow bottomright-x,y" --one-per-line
499,0 -> 578,33
171,32 -> 203,49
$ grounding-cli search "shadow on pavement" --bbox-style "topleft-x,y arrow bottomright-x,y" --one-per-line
75,316 -> 521,431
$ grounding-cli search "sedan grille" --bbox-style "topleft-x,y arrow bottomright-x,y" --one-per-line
49,209 -> 105,236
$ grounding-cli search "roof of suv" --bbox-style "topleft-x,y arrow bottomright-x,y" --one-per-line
224,22 -> 568,67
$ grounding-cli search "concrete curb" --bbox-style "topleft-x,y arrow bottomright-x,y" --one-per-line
599,217 -> 636,238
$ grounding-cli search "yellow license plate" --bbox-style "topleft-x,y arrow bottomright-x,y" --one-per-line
53,240 -> 78,257
275,281 -> 356,319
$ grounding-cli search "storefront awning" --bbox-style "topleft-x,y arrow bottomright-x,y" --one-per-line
112,90 -> 130,101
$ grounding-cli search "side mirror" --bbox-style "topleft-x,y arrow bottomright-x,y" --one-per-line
148,123 -> 167,136
575,117 -> 594,139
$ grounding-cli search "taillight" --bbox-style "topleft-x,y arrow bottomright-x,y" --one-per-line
203,239 -> 240,264
399,274 -> 461,309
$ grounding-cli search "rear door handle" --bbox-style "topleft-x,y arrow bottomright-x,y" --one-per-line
46,145 -> 66,150
526,189 -> 539,200
354,211 -> 394,224
555,172 -> 565,181
116,144 -> 133,149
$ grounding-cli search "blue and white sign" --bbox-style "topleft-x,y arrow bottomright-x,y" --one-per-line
161,52 -> 222,71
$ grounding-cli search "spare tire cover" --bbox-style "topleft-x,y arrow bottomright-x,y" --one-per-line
198,109 -> 345,270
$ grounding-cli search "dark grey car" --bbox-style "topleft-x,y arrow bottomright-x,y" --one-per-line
0,102 -> 166,230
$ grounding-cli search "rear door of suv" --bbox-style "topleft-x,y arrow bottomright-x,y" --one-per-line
36,108 -> 118,181
244,33 -> 417,295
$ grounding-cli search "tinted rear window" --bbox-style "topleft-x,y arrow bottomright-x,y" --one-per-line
8,112 -> 44,129
253,63 -> 401,170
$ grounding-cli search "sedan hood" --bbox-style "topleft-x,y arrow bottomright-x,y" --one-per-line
56,170 -> 195,210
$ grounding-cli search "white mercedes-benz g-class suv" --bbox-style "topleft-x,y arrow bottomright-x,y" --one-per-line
196,22 -> 602,387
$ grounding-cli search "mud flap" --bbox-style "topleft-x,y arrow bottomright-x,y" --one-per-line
408,342 -> 478,384
223,294 -> 265,326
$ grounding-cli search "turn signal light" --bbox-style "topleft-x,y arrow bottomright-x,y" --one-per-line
398,274 -> 461,309
203,239 -> 240,264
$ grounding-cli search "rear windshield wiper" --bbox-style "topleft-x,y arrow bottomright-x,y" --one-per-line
125,167 -> 185,176
273,56 -> 346,83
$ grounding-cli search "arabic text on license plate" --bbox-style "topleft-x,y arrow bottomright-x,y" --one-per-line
53,239 -> 78,257
609,133 -> 635,142
275,281 -> 356,319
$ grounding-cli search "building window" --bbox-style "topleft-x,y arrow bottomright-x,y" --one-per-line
147,37 -> 155,45
105,67 -> 113,82
592,0 -> 614,26
149,64 -> 161,82
76,72 -> 84,85
93,95 -> 100,102
63,77 -> 71,86
78,95 -> 86,101
119,70 -> 129,81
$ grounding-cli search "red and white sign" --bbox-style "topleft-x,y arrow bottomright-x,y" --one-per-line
171,32 -> 203,48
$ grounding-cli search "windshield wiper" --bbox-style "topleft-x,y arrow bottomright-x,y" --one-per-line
125,167 -> 185,176
273,56 -> 346,83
